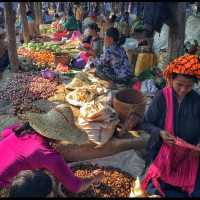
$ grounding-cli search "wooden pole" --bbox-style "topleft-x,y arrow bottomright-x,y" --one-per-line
19,2 -> 30,43
4,2 -> 19,72
168,2 -> 187,61
34,2 -> 40,36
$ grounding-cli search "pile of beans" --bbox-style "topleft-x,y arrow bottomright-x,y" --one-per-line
0,72 -> 58,115
61,163 -> 134,198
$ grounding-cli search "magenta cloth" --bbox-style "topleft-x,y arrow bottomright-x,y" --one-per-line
79,51 -> 91,64
141,87 -> 199,197
0,124 -> 83,192
70,31 -> 81,41
132,81 -> 142,91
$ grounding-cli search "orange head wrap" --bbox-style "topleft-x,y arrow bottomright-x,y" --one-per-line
163,54 -> 200,85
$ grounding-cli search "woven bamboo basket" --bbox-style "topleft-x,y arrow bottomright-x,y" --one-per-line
113,89 -> 147,130
54,53 -> 71,66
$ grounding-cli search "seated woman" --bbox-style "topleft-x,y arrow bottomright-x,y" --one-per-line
71,23 -> 102,69
83,23 -> 102,58
92,27 -> 132,84
71,35 -> 93,69
0,104 -> 104,195
51,14 -> 62,31
63,9 -> 78,33
140,54 -> 200,197
0,28 -> 9,79
82,11 -> 97,32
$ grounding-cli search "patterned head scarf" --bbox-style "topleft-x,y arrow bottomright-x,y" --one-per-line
163,54 -> 200,85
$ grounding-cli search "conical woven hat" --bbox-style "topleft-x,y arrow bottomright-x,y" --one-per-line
26,104 -> 88,145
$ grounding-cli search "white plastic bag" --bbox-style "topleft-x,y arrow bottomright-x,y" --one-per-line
141,79 -> 158,96
185,15 -> 200,44
78,102 -> 119,147
153,24 -> 169,54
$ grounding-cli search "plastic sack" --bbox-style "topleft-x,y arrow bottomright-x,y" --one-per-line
185,15 -> 200,44
78,119 -> 119,147
153,15 -> 200,54
157,50 -> 169,71
153,24 -> 169,54
134,53 -> 157,76
141,79 -> 158,97
122,38 -> 138,51
78,102 -> 119,147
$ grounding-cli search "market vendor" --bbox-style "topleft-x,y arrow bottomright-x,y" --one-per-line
62,9 -> 78,32
83,23 -> 102,58
51,13 -> 62,31
0,104 -> 104,194
82,11 -> 97,32
71,35 -> 93,69
140,54 -> 200,197
92,27 -> 132,84
0,28 -> 9,80
107,14 -> 117,29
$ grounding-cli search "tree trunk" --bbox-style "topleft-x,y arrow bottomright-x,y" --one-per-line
168,2 -> 187,61
19,2 -> 30,43
4,2 -> 19,72
33,2 -> 40,36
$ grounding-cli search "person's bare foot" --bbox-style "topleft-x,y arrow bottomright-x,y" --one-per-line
76,169 -> 104,193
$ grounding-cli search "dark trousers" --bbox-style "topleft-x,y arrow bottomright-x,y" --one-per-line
0,50 -> 10,72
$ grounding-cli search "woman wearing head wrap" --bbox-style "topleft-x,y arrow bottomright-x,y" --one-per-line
139,54 -> 200,197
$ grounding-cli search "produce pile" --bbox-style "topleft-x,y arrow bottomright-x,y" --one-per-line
60,163 -> 134,198
17,48 -> 55,68
17,40 -> 80,69
53,30 -> 69,41
22,42 -> 62,54
0,72 -> 59,115
39,24 -> 57,34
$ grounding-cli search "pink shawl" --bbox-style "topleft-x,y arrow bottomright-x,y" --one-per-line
141,87 -> 199,197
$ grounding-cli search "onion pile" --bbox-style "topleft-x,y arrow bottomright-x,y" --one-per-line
0,72 -> 59,115
60,163 -> 134,198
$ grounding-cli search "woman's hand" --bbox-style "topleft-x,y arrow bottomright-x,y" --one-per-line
51,141 -> 72,153
160,130 -> 175,145
193,143 -> 200,157
87,49 -> 96,57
